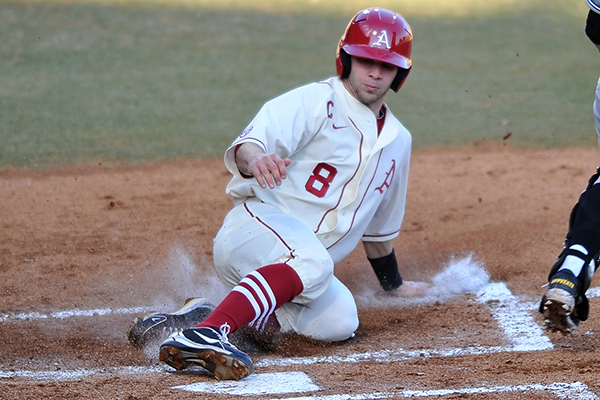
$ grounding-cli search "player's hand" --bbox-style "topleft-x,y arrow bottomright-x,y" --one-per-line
235,143 -> 291,189
247,153 -> 291,189
392,281 -> 432,298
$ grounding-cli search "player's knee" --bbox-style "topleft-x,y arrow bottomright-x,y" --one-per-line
290,247 -> 335,303
293,303 -> 358,342
295,277 -> 358,342
318,310 -> 359,342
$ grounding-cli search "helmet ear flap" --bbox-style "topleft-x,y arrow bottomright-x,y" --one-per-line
391,67 -> 410,92
340,50 -> 351,79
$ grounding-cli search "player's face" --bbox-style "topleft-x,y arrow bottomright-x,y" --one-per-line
343,57 -> 398,114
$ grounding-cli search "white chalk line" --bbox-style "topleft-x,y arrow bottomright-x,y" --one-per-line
0,365 -> 164,381
587,286 -> 600,298
256,381 -> 599,400
0,306 -> 156,323
173,371 -> 320,395
172,375 -> 599,399
477,282 -> 553,352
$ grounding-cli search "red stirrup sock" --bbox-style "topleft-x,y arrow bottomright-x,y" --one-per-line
196,263 -> 304,333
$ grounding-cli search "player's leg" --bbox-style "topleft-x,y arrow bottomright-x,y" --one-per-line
207,200 -> 337,328
540,170 -> 600,334
222,202 -> 358,341
276,275 -> 359,342
540,77 -> 600,334
160,200 -> 335,379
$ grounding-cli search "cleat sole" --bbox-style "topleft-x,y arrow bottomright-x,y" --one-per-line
542,288 -> 578,335
159,345 -> 251,380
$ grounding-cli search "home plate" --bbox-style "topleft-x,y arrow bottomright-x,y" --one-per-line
172,371 -> 319,395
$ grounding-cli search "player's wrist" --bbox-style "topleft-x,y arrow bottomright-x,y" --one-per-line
367,248 -> 402,291
233,144 -> 255,179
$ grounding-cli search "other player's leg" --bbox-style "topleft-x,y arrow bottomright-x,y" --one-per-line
540,170 -> 600,334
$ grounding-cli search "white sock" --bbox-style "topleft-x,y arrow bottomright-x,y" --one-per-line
558,244 -> 589,278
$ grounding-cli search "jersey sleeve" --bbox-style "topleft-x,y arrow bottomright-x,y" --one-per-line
224,83 -> 329,176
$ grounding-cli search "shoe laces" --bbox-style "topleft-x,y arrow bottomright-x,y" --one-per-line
219,322 -> 233,345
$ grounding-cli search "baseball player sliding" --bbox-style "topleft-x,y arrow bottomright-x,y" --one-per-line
128,7 -> 431,380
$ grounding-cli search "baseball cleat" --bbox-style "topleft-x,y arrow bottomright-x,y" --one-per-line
541,287 -> 578,334
159,325 -> 253,380
540,269 -> 588,335
127,297 -> 216,348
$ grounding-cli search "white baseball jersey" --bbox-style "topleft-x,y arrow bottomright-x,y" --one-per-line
223,76 -> 412,264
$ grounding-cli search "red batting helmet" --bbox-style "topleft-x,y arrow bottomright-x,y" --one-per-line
336,8 -> 413,92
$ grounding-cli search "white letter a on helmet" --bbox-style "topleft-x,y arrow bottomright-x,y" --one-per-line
374,30 -> 391,49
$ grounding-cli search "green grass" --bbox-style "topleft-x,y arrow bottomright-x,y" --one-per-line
0,0 -> 597,168
397,1 -> 600,149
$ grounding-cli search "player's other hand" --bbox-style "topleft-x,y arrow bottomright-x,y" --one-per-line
393,281 -> 432,298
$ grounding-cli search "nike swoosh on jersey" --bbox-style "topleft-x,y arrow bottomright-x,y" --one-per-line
332,124 -> 348,130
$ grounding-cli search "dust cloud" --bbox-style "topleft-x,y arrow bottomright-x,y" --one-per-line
355,253 -> 491,308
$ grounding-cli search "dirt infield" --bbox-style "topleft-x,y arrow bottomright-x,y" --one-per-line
2,144 -> 600,399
